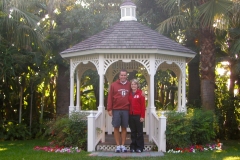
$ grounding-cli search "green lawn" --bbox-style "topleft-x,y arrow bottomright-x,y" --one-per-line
0,139 -> 240,160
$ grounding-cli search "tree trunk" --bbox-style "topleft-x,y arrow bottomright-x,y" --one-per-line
56,64 -> 70,115
200,29 -> 215,110
188,54 -> 201,108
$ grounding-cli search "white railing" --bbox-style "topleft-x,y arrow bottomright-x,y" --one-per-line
87,110 -> 104,152
151,111 -> 166,152
86,109 -> 166,152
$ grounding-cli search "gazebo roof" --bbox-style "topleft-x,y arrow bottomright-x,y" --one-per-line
60,0 -> 195,58
60,21 -> 195,57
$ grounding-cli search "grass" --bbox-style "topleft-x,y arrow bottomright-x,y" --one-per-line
0,139 -> 240,160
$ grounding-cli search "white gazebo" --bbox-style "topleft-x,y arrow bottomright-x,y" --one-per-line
60,0 -> 196,152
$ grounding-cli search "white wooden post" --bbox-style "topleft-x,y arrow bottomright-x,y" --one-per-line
158,112 -> 166,152
76,69 -> 80,112
148,55 -> 156,141
181,62 -> 186,112
106,76 -> 113,135
98,54 -> 105,141
177,74 -> 182,112
87,111 -> 96,152
69,59 -> 75,115
107,112 -> 113,134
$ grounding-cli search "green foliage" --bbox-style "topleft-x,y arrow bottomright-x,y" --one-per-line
0,123 -> 4,140
189,109 -> 217,145
44,112 -> 88,150
4,123 -> 31,140
165,109 -> 217,150
215,70 -> 240,140
165,111 -> 191,149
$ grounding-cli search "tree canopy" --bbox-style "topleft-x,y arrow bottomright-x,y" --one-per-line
0,0 -> 239,140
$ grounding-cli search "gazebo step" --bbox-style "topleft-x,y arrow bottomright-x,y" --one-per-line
96,144 -> 156,152
96,134 -> 157,151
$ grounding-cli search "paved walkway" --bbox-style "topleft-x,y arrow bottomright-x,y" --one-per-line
89,151 -> 164,157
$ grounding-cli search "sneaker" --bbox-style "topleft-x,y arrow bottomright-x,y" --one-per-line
121,145 -> 127,152
130,149 -> 135,153
136,149 -> 142,153
115,146 -> 121,153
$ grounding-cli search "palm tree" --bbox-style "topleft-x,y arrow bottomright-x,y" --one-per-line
0,0 -> 50,128
156,0 -> 232,110
215,1 -> 240,139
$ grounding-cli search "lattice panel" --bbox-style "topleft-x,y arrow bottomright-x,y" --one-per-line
105,61 -> 147,82
103,54 -> 151,74
96,144 -> 156,152
155,54 -> 185,77
157,62 -> 181,78
77,63 -> 96,78
71,55 -> 99,74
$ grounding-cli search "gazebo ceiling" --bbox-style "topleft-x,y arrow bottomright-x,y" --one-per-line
60,20 -> 196,58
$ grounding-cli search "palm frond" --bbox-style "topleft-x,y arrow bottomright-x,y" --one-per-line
156,0 -> 179,13
231,39 -> 240,54
157,15 -> 187,33
198,0 -> 232,28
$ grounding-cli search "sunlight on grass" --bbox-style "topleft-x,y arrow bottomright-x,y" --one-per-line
8,143 -> 15,146
215,150 -> 223,153
0,148 -> 8,151
223,157 -> 240,160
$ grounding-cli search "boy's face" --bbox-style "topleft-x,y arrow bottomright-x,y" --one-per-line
119,71 -> 127,82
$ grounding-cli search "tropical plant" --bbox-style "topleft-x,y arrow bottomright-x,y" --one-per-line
156,0 -> 232,110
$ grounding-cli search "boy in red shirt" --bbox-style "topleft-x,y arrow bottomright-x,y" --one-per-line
107,69 -> 130,153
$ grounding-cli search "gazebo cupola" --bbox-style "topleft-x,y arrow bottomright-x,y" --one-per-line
120,0 -> 137,21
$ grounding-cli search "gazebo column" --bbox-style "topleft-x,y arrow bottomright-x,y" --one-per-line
145,76 -> 150,135
177,75 -> 182,112
76,70 -> 81,111
69,59 -> 75,114
181,62 -> 186,112
106,80 -> 113,135
105,67 -> 114,135
148,55 -> 156,141
98,55 -> 105,142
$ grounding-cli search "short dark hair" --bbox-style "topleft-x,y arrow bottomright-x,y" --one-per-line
120,69 -> 127,73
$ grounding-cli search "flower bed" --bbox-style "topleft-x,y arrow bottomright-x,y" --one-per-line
167,143 -> 222,153
34,146 -> 81,153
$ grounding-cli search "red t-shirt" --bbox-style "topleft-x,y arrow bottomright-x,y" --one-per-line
107,80 -> 131,111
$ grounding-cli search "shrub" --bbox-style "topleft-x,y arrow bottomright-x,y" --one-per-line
44,112 -> 88,150
165,109 -> 217,150
4,122 -> 31,140
189,109 -> 217,145
165,111 -> 192,149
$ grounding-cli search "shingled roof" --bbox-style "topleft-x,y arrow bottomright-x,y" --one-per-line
60,20 -> 195,56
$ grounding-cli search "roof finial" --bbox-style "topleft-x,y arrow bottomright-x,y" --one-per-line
120,0 -> 137,21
